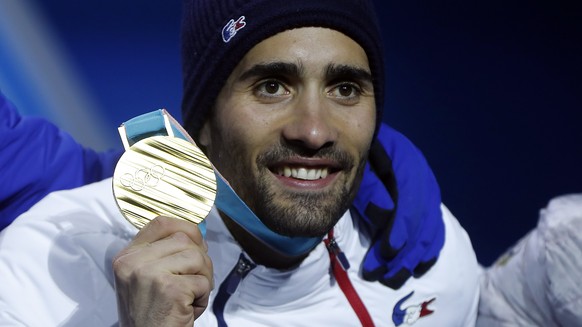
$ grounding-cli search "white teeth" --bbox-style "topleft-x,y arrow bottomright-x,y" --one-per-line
306,169 -> 316,180
297,168 -> 307,179
277,167 -> 330,180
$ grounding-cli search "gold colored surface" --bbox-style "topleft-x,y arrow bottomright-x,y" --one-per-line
112,136 -> 217,229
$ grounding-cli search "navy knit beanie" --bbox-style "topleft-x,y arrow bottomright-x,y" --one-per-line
181,0 -> 384,141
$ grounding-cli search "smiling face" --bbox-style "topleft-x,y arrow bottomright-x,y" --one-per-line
199,27 -> 376,238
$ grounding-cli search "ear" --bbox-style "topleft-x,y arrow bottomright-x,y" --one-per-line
199,120 -> 211,148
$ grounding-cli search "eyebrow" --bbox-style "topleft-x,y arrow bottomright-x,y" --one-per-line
238,61 -> 373,86
239,62 -> 303,81
325,64 -> 373,86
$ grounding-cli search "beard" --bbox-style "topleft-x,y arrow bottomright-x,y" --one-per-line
253,177 -> 355,237
211,139 -> 366,238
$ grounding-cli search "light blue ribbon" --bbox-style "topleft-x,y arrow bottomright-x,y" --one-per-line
122,110 -> 321,256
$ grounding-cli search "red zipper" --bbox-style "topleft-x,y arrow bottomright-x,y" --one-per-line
324,230 -> 375,327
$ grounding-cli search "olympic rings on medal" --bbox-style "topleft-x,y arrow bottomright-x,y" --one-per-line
120,165 -> 165,192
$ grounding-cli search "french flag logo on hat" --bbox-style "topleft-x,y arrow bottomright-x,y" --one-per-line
222,16 -> 246,43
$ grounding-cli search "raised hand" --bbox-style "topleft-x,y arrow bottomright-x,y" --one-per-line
113,216 -> 213,327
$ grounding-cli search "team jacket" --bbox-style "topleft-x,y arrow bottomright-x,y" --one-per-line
478,194 -> 582,327
0,179 -> 480,326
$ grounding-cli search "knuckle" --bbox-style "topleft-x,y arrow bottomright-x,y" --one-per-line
172,231 -> 193,244
151,272 -> 173,290
113,257 -> 153,284
198,275 -> 213,295
150,215 -> 171,230
205,253 -> 214,270
112,253 -> 133,279
177,247 -> 204,265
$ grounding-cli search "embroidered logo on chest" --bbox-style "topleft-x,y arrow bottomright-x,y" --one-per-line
392,291 -> 435,326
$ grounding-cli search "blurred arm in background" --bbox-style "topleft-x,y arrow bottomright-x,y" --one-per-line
0,90 -> 121,229
478,194 -> 582,327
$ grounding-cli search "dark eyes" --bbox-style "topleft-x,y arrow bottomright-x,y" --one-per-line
255,80 -> 289,97
253,79 -> 363,103
333,83 -> 361,98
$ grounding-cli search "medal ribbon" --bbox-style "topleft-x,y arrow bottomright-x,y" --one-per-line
120,110 -> 322,256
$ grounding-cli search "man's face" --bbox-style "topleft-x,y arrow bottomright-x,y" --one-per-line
199,27 -> 376,238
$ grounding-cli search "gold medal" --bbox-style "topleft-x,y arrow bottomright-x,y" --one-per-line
112,110 -> 319,256
112,110 -> 216,229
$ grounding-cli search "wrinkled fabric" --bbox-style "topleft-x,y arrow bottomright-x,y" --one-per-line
0,178 -> 480,326
478,194 -> 582,327
0,91 -> 122,229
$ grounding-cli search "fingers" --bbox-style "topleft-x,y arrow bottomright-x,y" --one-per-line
116,273 -> 211,326
142,274 -> 212,320
113,216 -> 213,326
133,215 -> 205,248
115,217 -> 211,276
114,234 -> 213,285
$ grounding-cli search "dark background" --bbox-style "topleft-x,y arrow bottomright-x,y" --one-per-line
15,1 -> 582,265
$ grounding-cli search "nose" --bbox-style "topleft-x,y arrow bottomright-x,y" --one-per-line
281,93 -> 338,150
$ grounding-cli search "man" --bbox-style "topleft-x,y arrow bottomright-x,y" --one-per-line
0,0 -> 480,326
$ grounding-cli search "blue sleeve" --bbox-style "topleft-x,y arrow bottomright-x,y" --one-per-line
0,91 -> 122,229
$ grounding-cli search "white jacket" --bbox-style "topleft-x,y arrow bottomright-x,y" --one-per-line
0,178 -> 480,326
478,194 -> 582,327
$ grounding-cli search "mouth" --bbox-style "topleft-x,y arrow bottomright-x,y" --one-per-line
274,166 -> 330,180
267,159 -> 343,189
258,147 -> 353,190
